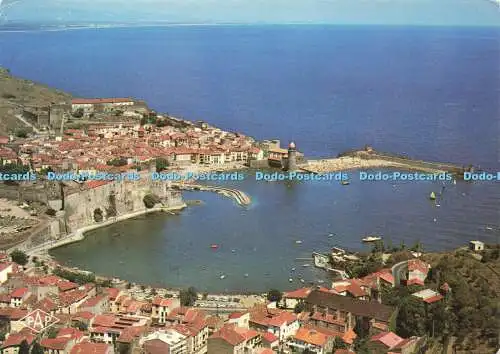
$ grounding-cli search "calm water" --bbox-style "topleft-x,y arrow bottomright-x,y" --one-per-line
1,25 -> 499,291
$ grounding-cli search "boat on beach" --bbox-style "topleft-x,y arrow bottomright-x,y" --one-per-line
362,236 -> 382,242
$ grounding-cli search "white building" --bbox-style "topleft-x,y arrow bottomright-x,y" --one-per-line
469,240 -> 485,252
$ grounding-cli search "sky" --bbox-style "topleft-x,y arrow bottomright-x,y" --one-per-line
1,0 -> 499,26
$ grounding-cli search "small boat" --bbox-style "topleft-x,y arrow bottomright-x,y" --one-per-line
291,267 -> 296,272
435,203 -> 441,207
486,226 -> 494,231
231,249 -> 236,253
220,275 -> 226,279
210,244 -> 219,249
295,240 -> 303,244
244,273 -> 249,278
302,264 -> 311,267
300,279 -> 305,283
317,280 -> 325,284
429,192 -> 436,200
362,236 -> 382,242
289,278 -> 293,282
328,233 -> 334,237
433,218 -> 437,222
453,180 -> 457,185
341,180 -> 350,185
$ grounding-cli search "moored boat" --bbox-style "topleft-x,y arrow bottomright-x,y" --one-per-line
362,236 -> 382,242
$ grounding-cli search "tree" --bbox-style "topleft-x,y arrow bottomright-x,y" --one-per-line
19,340 -> 30,354
266,289 -> 282,303
156,118 -> 167,127
155,158 -> 170,172
143,194 -> 161,209
73,320 -> 88,331
10,249 -> 28,266
72,108 -> 84,118
46,326 -> 58,339
31,342 -> 44,354
93,208 -> 104,222
106,157 -> 127,167
332,336 -> 348,350
180,287 -> 198,306
14,129 -> 28,138
45,208 -> 57,216
293,302 -> 305,314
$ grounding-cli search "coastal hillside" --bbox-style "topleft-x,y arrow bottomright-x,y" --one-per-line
0,67 -> 71,134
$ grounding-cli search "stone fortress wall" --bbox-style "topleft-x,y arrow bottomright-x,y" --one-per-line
63,178 -> 184,233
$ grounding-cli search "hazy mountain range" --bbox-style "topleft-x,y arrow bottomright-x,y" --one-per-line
0,0 -> 499,26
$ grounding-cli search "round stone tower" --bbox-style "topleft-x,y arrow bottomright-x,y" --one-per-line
287,141 -> 298,171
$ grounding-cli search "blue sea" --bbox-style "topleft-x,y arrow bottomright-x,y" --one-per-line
1,25 -> 499,292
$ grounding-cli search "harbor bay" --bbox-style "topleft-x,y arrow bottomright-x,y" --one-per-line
50,172 -> 500,292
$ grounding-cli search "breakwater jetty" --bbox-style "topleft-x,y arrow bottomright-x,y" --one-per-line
305,147 -> 473,176
172,184 -> 251,207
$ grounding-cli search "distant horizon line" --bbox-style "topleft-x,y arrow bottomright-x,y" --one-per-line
1,20 -> 499,29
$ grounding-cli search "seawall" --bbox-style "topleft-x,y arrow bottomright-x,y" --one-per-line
19,204 -> 186,255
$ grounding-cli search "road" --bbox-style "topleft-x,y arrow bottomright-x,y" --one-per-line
15,114 -> 41,134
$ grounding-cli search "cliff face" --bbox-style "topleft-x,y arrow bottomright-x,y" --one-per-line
0,67 -> 71,134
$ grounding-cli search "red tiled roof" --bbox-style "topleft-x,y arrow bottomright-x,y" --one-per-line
423,295 -> 443,304
284,287 -> 312,299
143,339 -> 170,354
58,281 -> 79,292
233,327 -> 260,341
10,287 -> 28,298
72,311 -> 95,321
41,337 -> 71,350
59,289 -> 88,306
80,295 -> 107,308
406,278 -> 425,286
92,314 -> 116,327
57,327 -> 85,340
85,180 -> 111,189
250,308 -> 297,328
106,288 -> 120,301
228,312 -> 245,319
262,331 -> 279,343
152,297 -> 175,307
408,259 -> 429,274
2,331 -> 35,348
370,331 -> 404,349
209,325 -> 246,346
70,342 -> 110,354
294,327 -> 329,347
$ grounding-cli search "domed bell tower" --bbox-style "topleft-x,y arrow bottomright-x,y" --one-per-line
286,141 -> 297,171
